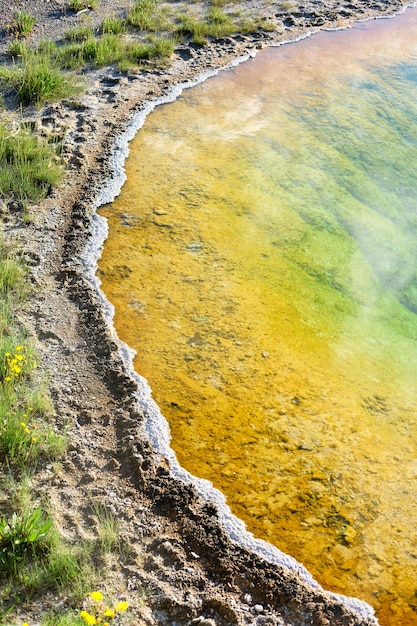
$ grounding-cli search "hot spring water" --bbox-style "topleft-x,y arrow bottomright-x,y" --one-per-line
98,9 -> 417,624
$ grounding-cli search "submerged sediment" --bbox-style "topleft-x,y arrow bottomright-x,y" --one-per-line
0,0 -> 411,624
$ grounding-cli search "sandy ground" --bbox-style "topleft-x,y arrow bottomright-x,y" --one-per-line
0,0 -> 411,624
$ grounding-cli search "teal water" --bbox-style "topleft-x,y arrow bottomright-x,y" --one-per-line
99,9 -> 417,625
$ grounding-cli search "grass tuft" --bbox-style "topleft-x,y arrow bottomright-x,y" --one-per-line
127,0 -> 163,31
0,339 -> 67,465
92,504 -> 120,553
6,39 -> 30,59
0,55 -> 79,107
0,123 -> 63,206
0,506 -> 52,574
101,14 -> 126,35
65,25 -> 95,42
176,15 -> 207,45
69,0 -> 99,11
10,11 -> 36,38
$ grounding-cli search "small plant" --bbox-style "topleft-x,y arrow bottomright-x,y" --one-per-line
207,5 -> 228,24
0,506 -> 52,572
66,25 -> 95,42
0,237 -> 26,333
92,504 -> 120,553
17,59 -> 72,106
69,0 -> 99,11
176,15 -> 207,45
102,15 -> 126,35
0,55 -> 80,107
147,36 -> 176,59
127,0 -> 159,31
6,39 -> 29,59
40,538 -> 95,594
206,6 -> 236,37
0,338 -> 66,464
41,610 -> 85,625
80,591 -> 129,625
0,123 -> 63,205
85,34 -> 123,67
0,254 -> 25,297
10,11 -> 36,38
0,344 -> 35,383
58,42 -> 88,69
281,0 -> 296,10
238,16 -> 276,33
0,395 -> 67,465
37,39 -> 59,56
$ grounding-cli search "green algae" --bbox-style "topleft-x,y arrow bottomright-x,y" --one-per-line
99,10 -> 417,625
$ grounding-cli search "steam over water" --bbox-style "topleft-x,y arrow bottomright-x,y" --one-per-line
99,8 -> 417,625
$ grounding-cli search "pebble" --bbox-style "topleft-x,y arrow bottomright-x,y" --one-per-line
187,242 -> 203,251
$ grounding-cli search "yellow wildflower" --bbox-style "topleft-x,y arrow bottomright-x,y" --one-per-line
4,377 -> 11,382
80,611 -> 97,625
22,623 -> 30,626
115,600 -> 129,612
16,346 -> 23,351
103,608 -> 115,617
90,591 -> 104,603
21,422 -> 27,428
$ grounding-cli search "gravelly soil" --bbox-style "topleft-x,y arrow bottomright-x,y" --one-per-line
0,1 -> 410,624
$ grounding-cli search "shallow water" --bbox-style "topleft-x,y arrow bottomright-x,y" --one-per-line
98,9 -> 417,625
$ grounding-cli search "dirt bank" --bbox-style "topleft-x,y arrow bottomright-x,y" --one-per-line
0,0 -> 410,624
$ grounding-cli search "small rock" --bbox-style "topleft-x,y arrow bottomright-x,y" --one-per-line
106,458 -> 120,470
187,242 -> 203,251
343,525 -> 357,543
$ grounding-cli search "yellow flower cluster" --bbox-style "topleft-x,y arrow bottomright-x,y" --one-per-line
80,591 -> 129,625
1,345 -> 35,385
20,410 -> 37,441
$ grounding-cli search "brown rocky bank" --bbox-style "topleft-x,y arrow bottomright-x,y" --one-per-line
0,0 -> 410,624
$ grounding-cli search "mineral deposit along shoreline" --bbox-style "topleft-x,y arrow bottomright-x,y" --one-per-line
85,8 -> 415,623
